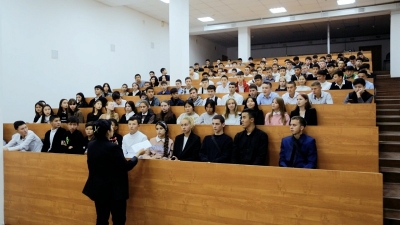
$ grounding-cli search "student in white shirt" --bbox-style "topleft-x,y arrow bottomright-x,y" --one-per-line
3,121 -> 43,152
196,99 -> 218,125
112,91 -> 127,108
203,85 -> 223,106
223,98 -> 241,125
216,75 -> 229,93
296,75 -> 311,92
122,117 -> 148,157
282,81 -> 299,104
222,82 -> 244,105
198,78 -> 210,94
316,70 -> 332,91
189,66 -> 199,80
357,70 -> 375,89
285,60 -> 295,78
308,81 -> 333,104
177,100 -> 200,124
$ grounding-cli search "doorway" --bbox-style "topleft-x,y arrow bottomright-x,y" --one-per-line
359,45 -> 382,71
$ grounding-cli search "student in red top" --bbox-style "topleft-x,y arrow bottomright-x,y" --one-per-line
235,72 -> 249,93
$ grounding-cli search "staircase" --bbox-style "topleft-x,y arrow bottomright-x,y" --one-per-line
376,74 -> 400,225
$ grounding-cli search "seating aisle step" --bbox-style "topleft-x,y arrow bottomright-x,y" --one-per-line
377,122 -> 400,132
378,116 -> 400,123
380,141 -> 400,152
381,152 -> 400,167
381,167 -> 400,183
384,208 -> 400,225
380,132 -> 400,142
377,104 -> 400,110
378,109 -> 400,116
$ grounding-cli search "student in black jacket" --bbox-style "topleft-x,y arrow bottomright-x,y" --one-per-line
109,119 -> 123,148
156,100 -> 177,124
290,93 -> 317,126
88,85 -> 107,107
172,117 -> 201,161
344,78 -> 374,104
64,116 -> 85,154
330,70 -> 353,90
136,101 -> 156,124
57,99 -> 69,123
41,115 -> 67,153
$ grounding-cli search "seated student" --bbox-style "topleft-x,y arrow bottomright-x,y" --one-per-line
142,81 -> 151,91
189,66 -> 199,80
216,75 -> 229,93
203,85 -> 223,105
76,92 -> 89,108
327,63 -> 336,78
337,60 -> 346,72
68,98 -> 84,123
248,74 -> 263,92
88,85 -> 107,107
87,100 -> 104,122
142,121 -> 174,160
135,92 -> 148,107
41,115 -> 67,153
282,81 -> 299,104
301,64 -> 312,77
183,77 -> 193,94
176,100 -> 200,124
194,62 -> 204,73
120,83 -> 130,96
232,108 -> 269,165
169,88 -> 185,106
276,77 -> 287,91
145,86 -> 160,107
137,101 -> 156,124
159,68 -> 170,82
112,91 -> 127,108
57,99 -> 69,123
279,116 -> 317,169
263,67 -> 275,83
198,78 -> 209,94
99,101 -> 119,121
200,115 -> 233,163
357,70 -> 375,89
223,98 -> 241,125
222,82 -> 244,106
290,93 -> 317,126
33,101 -> 45,123
308,81 -> 333,104
118,100 -> 136,124
134,74 -> 146,88
157,81 -> 171,95
316,70 -> 332,91
196,99 -> 218,125
243,84 -> 259,105
296,75 -> 311,92
243,97 -> 264,125
265,97 -> 290,126
285,60 -> 295,78
290,65 -> 302,81
172,117 -> 201,161
128,82 -> 141,96
188,87 -> 204,106
271,63 -> 280,78
359,63 -> 375,78
344,66 -> 357,79
344,78 -> 374,104
109,119 -> 123,148
37,104 -> 55,124
303,57 -> 312,69
64,116 -> 85,154
330,70 -> 353,90
150,76 -> 159,88
102,83 -> 112,97
3,120 -> 43,152
257,82 -> 280,105
175,79 -> 184,94
156,100 -> 177,124
122,116 -> 148,157
83,122 -> 94,152
235,72 -> 249,93
275,66 -> 289,82
307,64 -> 319,80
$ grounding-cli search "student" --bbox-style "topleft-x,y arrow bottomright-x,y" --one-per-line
357,51 -> 370,62
120,83 -> 130,96
306,64 -> 319,80
285,60 -> 295,78
216,75 -> 229,93
68,98 -> 84,123
204,59 -> 212,68
122,116 -> 148,157
293,56 -> 303,66
277,66 -> 290,82
194,62 -> 204,73
257,82 -> 280,105
76,93 -> 89,108
337,60 -> 346,72
87,99 -> 104,122
135,74 -> 146,88
316,70 -> 332,91
327,63 -> 335,78
150,76 -> 159,87
198,78 -> 210,94
200,115 -> 233,163
112,91 -> 127,108
243,97 -> 264,125
129,82 -> 141,96
119,101 -> 137,124
279,116 -> 317,169
265,97 -> 290,125
196,100 -> 218,125
296,75 -> 311,92
344,66 -> 357,79
41,115 -> 67,153
330,70 -> 353,90
243,66 -> 251,76
175,79 -> 184,94
223,98 -> 241,125
37,104 -> 55,124
290,65 -> 302,81
135,92 -> 148,107
272,63 -> 280,79
290,93 -> 318,126
347,55 -> 356,67
308,81 -> 333,104
232,108 -> 269,165
137,101 -> 156,124
57,99 -> 69,123
64,116 -> 85,154
235,73 -> 249,93
142,121 -> 174,160
157,81 -> 170,95
3,120 -> 43,152
243,84 -> 259,104
301,65 -> 312,77
33,101 -> 45,123
182,77 -> 193,94
159,68 -> 170,81
282,81 -> 299,104
102,83 -> 112,97
145,86 -> 160,106
172,117 -> 201,161
169,88 -> 185,106
109,118 -> 123,148
203,85 -> 223,105
189,66 -> 199,80
221,82 -> 244,106
263,67 -> 275,82
357,70 -> 375,89
304,56 -> 312,69
188,87 -> 204,106
176,100 -> 200,124
88,85 -> 107,107
310,54 -> 319,68
83,121 -> 94,152
275,77 -> 287,91
344,78 -> 374,103
99,101 -> 119,122
248,74 -> 263,92
156,100 -> 177,124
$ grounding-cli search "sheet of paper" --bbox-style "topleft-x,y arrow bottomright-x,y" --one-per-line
126,140 -> 152,158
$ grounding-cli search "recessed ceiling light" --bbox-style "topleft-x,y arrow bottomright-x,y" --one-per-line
269,7 -> 287,14
160,0 -> 169,3
337,0 -> 355,5
198,17 -> 214,22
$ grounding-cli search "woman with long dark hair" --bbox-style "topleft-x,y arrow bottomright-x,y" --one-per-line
156,100 -> 176,124
33,101 -> 46,123
119,101 -> 137,124
76,92 -> 89,108
243,97 -> 264,125
290,93 -> 317,125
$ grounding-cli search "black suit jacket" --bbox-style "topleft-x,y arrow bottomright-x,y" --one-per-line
137,112 -> 155,124
41,128 -> 67,153
329,80 -> 353,90
290,108 -> 318,126
82,138 -> 138,201
173,132 -> 201,161
89,97 -> 107,108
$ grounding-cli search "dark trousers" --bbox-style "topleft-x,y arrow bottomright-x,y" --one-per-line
94,199 -> 127,225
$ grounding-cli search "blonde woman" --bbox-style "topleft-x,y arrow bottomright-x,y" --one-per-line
223,98 -> 240,125
265,97 -> 290,125
275,77 -> 287,91
99,101 -> 119,122
172,117 -> 201,161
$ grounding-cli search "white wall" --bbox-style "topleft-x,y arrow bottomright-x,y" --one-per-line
1,0 -> 169,122
0,3 -> 5,223
391,12 -> 400,77
189,35 -> 227,66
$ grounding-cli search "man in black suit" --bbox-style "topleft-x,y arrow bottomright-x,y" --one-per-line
159,68 -> 170,81
41,115 -> 67,153
330,70 -> 353,90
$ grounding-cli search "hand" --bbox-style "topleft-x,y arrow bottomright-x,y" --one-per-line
3,147 -> 8,151
68,146 -> 73,149
135,148 -> 146,158
356,89 -> 364,98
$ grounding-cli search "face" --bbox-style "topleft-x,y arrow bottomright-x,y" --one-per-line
272,65 -> 278,71
311,86 -> 321,96
17,124 -> 28,137
85,126 -> 93,137
202,80 -> 209,88
354,84 -> 365,92
301,67 -> 308,74
184,103 -> 193,114
345,70 -> 354,76
205,104 -> 214,115
227,99 -> 236,111
151,77 -> 156,83
255,78 -> 262,86
155,124 -> 166,138
185,79 -> 192,87
312,67 -> 318,75
279,69 -> 286,76
221,77 -> 228,85
316,75 -> 325,82
212,119 -> 224,134
106,102 -> 115,111
266,69 -> 272,77
294,68 -> 301,75
286,62 -> 292,69
189,68 -> 194,75
149,72 -> 155,77
139,103 -> 149,113
43,106 -> 51,116
115,98 -> 122,105
333,74 -> 342,83
249,88 -> 258,97
237,75 -> 244,83
338,61 -> 344,68
305,59 -> 311,65
246,98 -> 255,109
297,95 -> 307,107
95,88 -> 102,96
147,89 -> 154,99
358,73 -> 367,80
326,56 -> 331,62
290,119 -> 303,135
241,112 -> 253,129
328,67 -> 334,74
35,104 -> 43,113
175,82 -> 181,88
257,68 -> 263,74
162,84 -> 167,90
69,103 -> 77,111
273,59 -> 278,64
279,79 -> 286,87
161,102 -> 169,113
172,92 -> 179,100
51,118 -> 61,129
208,89 -> 215,97
132,83 -> 139,90
128,120 -> 139,133
76,95 -> 82,102
319,61 -> 326,68
125,103 -> 132,113
68,123 -> 78,133
61,100 -> 68,109
122,85 -> 127,91
287,84 -> 295,94
271,99 -> 279,110
180,119 -> 191,134
190,90 -> 198,99
135,76 -> 141,82
298,76 -> 306,85
229,85 -> 236,93
103,85 -> 109,92
245,68 -> 250,74
95,101 -> 102,110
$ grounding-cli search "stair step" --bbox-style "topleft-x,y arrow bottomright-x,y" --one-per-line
378,109 -> 400,116
377,100 -> 400,104
384,218 -> 400,225
378,116 -> 400,123
385,197 -> 400,210
385,183 -> 400,198
378,122 -> 400,132
380,141 -> 400,152
380,132 -> 400,142
384,209 -> 400,224
381,167 -> 400,182
378,104 -> 400,110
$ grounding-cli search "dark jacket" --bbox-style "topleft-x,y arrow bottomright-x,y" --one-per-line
200,134 -> 233,163
128,90 -> 141,96
290,108 -> 318,126
231,128 -> 268,165
156,111 -> 177,124
169,97 -> 185,106
173,132 -> 201,161
87,112 -> 101,123
89,97 -> 107,108
279,134 -> 317,168
82,138 -> 138,201
41,128 -> 67,153
347,91 -> 374,103
64,130 -> 85,154
136,111 -> 156,124
329,80 -> 353,90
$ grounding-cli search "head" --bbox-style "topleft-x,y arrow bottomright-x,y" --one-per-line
310,81 -> 322,96
316,70 -> 327,82
338,60 -> 345,69
180,117 -> 195,135
146,87 -> 155,99
241,108 -> 256,129
135,74 -> 142,82
121,84 -> 128,92
139,101 -> 150,114
160,100 -> 170,113
93,119 -> 113,140
204,99 -> 216,115
184,100 -> 195,114
50,115 -> 61,129
185,77 -> 192,87
161,68 -> 167,75
160,81 -> 168,90
305,56 -> 311,65
279,67 -> 286,77
201,78 -> 209,88
131,82 -> 139,91
249,85 -> 258,97
189,87 -> 198,100
67,116 -> 79,133
125,101 -> 137,114
357,70 -> 368,80
290,116 -> 306,136
272,64 -> 279,72
312,64 -> 320,75
103,83 -> 111,93
345,66 -> 355,77
76,92 -> 85,103
13,121 -> 28,137
244,97 -> 259,110
155,121 -> 168,140
85,122 -> 94,137
207,85 -> 216,97
286,81 -> 296,95
254,75 -> 262,86
333,70 -> 344,84
59,99 -> 68,110
296,93 -> 311,109
318,60 -> 326,69
294,66 -> 301,75
212,115 -> 225,134
105,101 -> 115,112
112,91 -> 122,105
237,73 -> 244,83
271,97 -> 286,113
353,78 -> 366,92
149,71 -> 155,77
42,104 -> 54,117
68,98 -> 78,113
262,82 -> 273,95
298,75 -> 307,85
349,55 -> 356,65
94,85 -> 104,96
175,79 -> 182,89
293,56 -> 300,64
93,100 -> 103,113
127,116 -> 141,134
35,101 -> 45,115
265,67 -> 272,77
224,98 -> 238,118
272,58 -> 278,64
228,82 -> 236,94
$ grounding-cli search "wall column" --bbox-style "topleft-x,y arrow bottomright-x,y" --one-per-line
238,27 -> 251,61
391,11 -> 400,77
